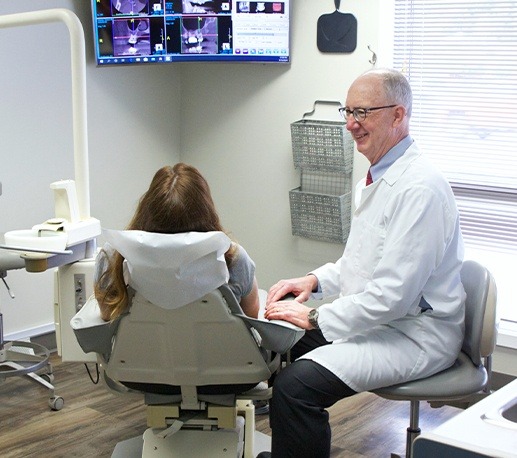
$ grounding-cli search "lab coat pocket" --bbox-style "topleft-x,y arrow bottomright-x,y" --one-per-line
351,218 -> 386,280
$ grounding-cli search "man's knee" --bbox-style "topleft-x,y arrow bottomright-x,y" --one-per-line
274,359 -> 356,405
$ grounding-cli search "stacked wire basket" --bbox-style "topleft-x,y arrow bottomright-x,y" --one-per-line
289,102 -> 354,243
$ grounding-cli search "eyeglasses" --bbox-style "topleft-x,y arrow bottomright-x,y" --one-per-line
338,105 -> 397,122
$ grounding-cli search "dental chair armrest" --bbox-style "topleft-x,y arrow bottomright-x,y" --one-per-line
218,284 -> 305,354
236,315 -> 305,354
70,295 -> 124,360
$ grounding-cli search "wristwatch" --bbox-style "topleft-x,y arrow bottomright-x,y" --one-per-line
308,308 -> 320,329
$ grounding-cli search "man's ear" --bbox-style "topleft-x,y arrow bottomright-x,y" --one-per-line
392,105 -> 407,126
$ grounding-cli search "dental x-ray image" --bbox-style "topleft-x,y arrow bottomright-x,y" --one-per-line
181,16 -> 218,54
113,18 -> 151,56
237,2 -> 250,13
112,0 -> 148,14
181,1 -> 229,14
238,2 -> 285,14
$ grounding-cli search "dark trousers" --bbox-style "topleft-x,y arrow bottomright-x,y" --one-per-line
269,330 -> 357,458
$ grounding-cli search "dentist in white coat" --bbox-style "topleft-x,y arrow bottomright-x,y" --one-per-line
260,68 -> 466,458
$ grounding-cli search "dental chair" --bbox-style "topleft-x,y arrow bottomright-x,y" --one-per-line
372,260 -> 498,458
71,229 -> 304,458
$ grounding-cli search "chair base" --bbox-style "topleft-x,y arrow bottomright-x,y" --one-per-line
111,428 -> 271,458
112,399 -> 269,458
0,340 -> 64,410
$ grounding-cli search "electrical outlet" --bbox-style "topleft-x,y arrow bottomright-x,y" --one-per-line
74,273 -> 86,312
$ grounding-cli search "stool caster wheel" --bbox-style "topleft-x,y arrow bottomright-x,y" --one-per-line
49,395 -> 64,411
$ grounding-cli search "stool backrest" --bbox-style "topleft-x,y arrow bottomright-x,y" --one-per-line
460,260 -> 498,367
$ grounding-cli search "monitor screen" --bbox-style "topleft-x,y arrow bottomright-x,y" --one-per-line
91,1 -> 291,65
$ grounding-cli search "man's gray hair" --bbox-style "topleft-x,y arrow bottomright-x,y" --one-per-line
366,68 -> 413,118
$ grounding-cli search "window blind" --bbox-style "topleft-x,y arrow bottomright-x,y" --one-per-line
393,0 -> 517,253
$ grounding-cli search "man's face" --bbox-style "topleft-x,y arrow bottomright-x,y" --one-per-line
345,74 -> 399,165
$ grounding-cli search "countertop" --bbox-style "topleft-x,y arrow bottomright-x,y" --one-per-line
414,378 -> 517,457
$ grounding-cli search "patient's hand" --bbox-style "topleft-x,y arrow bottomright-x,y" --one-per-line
264,299 -> 312,330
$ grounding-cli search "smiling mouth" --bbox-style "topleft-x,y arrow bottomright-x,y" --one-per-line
354,133 -> 368,141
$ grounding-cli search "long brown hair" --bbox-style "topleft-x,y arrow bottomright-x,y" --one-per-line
95,163 -> 236,320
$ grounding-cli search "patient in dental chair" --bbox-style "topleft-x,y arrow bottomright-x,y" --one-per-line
94,163 -> 260,322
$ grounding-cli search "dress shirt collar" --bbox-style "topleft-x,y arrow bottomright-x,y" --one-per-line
369,135 -> 413,183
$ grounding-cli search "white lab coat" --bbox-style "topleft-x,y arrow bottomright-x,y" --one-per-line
302,143 -> 466,392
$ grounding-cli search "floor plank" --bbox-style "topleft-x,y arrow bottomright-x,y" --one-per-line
0,353 -> 460,457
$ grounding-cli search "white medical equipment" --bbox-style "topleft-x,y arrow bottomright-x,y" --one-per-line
71,230 -> 305,457
0,9 -> 100,408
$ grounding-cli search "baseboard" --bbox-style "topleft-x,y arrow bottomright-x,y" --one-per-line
4,323 -> 56,342
5,329 -> 57,354
31,331 -> 57,353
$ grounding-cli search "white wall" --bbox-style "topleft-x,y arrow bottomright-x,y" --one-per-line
1,1 -> 515,377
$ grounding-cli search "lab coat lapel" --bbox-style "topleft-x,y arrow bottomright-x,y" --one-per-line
355,178 -> 377,210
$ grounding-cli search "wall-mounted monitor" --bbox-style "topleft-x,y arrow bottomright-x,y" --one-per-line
91,1 -> 290,65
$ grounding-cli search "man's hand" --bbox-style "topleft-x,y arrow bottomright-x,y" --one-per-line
264,299 -> 314,330
266,274 -> 319,305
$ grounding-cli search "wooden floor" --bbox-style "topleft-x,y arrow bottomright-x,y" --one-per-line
0,353 -> 461,458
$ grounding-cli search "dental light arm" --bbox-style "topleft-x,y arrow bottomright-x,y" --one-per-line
0,9 -> 101,272
0,8 -> 90,219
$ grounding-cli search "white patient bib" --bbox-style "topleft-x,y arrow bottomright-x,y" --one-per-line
103,229 -> 231,309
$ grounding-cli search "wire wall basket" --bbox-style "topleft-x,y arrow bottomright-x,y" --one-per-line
289,101 -> 353,244
291,120 -> 354,172
290,172 -> 352,243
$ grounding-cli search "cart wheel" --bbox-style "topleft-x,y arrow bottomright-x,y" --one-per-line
49,395 -> 64,411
